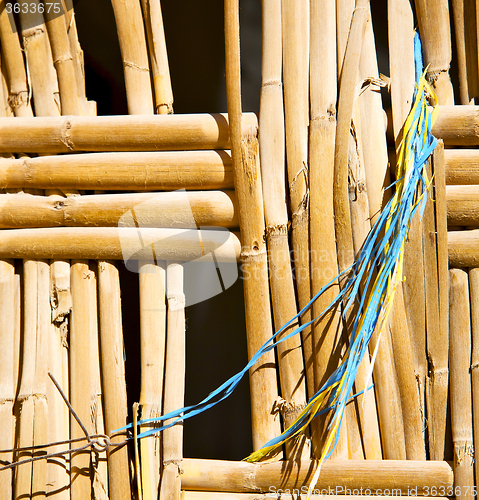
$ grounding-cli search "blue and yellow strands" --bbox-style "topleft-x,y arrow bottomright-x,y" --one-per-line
117,32 -> 438,490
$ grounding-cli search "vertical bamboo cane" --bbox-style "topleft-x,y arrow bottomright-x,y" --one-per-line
282,0 -> 313,428
260,0 -> 307,459
70,260 -> 92,500
309,0 -> 344,459
449,268 -> 474,498
0,259 -> 15,499
224,0 -> 281,451
140,0 -> 174,114
451,0 -> 473,104
111,0 -> 154,115
98,261 -> 131,500
159,262 -> 185,500
47,261 -> 70,499
469,267 -> 479,486
414,0 -> 455,105
138,261 -> 167,500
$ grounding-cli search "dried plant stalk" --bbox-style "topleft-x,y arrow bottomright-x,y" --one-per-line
0,191 -> 238,229
0,259 -> 15,499
70,260 -> 92,500
182,494 -> 448,500
98,261 -> 131,499
111,0 -> 154,114
449,229 -> 479,267
140,0 -> 173,114
224,0 -> 281,450
0,150 -> 234,191
159,262 -> 185,500
139,261 -> 166,500
469,267 -> 479,485
449,268 -> 474,496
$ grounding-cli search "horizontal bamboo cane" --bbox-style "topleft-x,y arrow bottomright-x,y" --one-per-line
180,459 -> 453,493
0,113 -> 257,153
181,494 -> 449,500
446,185 -> 479,225
0,191 -> 238,228
444,150 -> 479,184
431,106 -> 479,145
0,150 -> 234,191
0,227 -> 241,261
448,229 -> 479,266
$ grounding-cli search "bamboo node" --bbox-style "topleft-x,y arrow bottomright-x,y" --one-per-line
454,442 -> 474,466
8,92 -> 30,111
265,224 -> 288,238
60,120 -> 74,150
124,61 -> 150,73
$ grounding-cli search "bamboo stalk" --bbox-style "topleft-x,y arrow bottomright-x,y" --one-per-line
448,229 -> 479,266
414,0 -> 455,105
259,0 -> 307,457
448,268 -> 474,497
18,1 -> 60,117
0,227 -> 241,262
159,262 -> 185,500
140,0 -> 174,114
98,261 -> 131,499
70,260 -> 92,500
469,267 -> 479,486
281,0 -> 311,454
224,0 -> 281,450
46,261 -> 70,499
309,0 -> 344,459
0,191 -> 238,228
0,4 -> 34,117
180,458 -> 454,493
445,149 -> 479,184
431,106 -> 479,145
0,150 -> 234,191
181,494 -> 449,500
0,259 -> 15,499
0,113 -> 258,153
446,185 -> 479,225
111,0 -> 154,115
139,261 -> 167,500
44,0 -> 82,116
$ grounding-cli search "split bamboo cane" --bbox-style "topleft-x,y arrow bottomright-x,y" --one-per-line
449,268 -> 475,498
0,191 -> 238,228
468,267 -> 479,487
159,262 -> 185,500
224,0 -> 281,451
259,0 -> 307,459
414,0 -> 455,105
180,458 -> 454,493
309,0 -> 344,460
98,261 -> 132,499
0,259 -> 15,499
139,261 -> 167,500
70,260 -> 92,500
0,150 -> 234,191
0,113 -> 258,153
140,0 -> 174,114
111,0 -> 154,115
282,0 -> 312,439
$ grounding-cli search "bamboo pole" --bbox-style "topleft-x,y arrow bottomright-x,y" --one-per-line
18,1 -> 60,117
70,260 -> 92,500
98,261 -> 131,499
448,269 -> 474,498
281,0 -> 312,452
140,0 -> 174,114
180,458 -> 454,493
46,261 -> 70,499
0,4 -> 33,117
259,0 -> 308,458
0,113 -> 258,153
309,0 -> 344,459
431,106 -> 479,145
139,261 -> 167,500
445,185 -> 479,225
469,267 -> 479,487
0,150 -> 234,191
0,191 -> 238,228
159,262 -> 185,500
445,149 -> 479,184
224,0 -> 281,450
414,0 -> 454,105
0,259 -> 15,499
44,1 -> 82,116
448,229 -> 479,267
181,495 -> 449,500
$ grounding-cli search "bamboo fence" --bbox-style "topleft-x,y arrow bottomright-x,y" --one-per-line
2,0 -> 479,498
